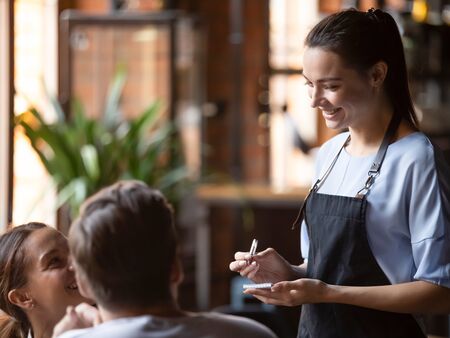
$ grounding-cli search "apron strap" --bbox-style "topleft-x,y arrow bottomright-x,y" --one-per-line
356,114 -> 401,198
291,136 -> 350,229
313,136 -> 351,193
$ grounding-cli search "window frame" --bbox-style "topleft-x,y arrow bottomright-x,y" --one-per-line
0,0 -> 14,231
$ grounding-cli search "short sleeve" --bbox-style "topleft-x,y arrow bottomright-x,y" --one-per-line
409,143 -> 450,287
301,220 -> 309,261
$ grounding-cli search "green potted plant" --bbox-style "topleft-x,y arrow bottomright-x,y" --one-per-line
16,68 -> 190,221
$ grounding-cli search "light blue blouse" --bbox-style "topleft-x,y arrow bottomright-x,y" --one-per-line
301,131 -> 450,288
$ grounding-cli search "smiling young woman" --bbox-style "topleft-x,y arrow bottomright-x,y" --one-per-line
0,223 -> 87,338
230,8 -> 450,338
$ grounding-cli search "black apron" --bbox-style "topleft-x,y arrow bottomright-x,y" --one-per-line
295,116 -> 426,338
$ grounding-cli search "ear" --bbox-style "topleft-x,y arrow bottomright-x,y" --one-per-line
8,289 -> 34,310
369,61 -> 388,88
170,255 -> 184,285
74,268 -> 95,300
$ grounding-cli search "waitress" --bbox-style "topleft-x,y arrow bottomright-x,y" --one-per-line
229,8 -> 450,338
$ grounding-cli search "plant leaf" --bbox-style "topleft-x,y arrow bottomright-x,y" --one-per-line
80,144 -> 100,182
103,64 -> 127,128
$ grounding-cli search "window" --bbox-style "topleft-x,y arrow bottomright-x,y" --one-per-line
12,0 -> 58,225
269,0 -> 320,191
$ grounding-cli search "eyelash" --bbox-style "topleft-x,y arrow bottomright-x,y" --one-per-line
304,82 -> 339,91
324,85 -> 339,91
48,256 -> 64,268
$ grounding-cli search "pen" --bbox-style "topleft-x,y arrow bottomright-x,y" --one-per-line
249,238 -> 258,257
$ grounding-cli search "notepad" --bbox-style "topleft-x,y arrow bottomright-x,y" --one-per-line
242,283 -> 273,289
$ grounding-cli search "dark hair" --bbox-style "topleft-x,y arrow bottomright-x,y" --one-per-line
69,180 -> 177,310
305,8 -> 418,127
0,222 -> 47,338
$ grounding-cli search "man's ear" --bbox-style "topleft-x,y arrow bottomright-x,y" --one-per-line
8,289 -> 34,310
170,255 -> 184,285
75,269 -> 95,300
369,61 -> 388,88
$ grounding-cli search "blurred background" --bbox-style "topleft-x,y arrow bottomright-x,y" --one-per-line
1,0 -> 449,337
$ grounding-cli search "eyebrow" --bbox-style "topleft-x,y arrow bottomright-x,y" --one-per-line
303,74 -> 342,83
40,249 -> 59,264
39,241 -> 68,264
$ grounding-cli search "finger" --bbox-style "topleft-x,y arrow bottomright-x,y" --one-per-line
247,248 -> 273,263
246,262 -> 260,280
238,261 -> 258,277
248,293 -> 286,306
243,287 -> 272,297
75,303 -> 99,326
235,251 -> 257,261
229,261 -> 239,272
66,306 -> 78,319
252,294 -> 271,303
229,260 -> 249,272
234,251 -> 249,260
93,313 -> 102,326
253,247 -> 274,258
255,295 -> 286,306
271,281 -> 290,292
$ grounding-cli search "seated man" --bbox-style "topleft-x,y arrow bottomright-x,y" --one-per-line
55,180 -> 276,338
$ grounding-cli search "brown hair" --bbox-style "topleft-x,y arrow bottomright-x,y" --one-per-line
0,222 -> 47,338
69,180 -> 177,310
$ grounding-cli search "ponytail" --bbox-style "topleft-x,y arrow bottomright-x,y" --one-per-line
0,313 -> 29,338
367,8 -> 418,127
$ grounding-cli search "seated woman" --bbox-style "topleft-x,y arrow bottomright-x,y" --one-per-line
0,222 -> 88,338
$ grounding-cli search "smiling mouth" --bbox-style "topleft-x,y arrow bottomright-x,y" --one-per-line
322,107 -> 341,115
67,282 -> 78,291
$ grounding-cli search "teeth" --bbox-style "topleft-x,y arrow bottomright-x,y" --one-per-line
324,108 -> 340,115
67,282 -> 78,290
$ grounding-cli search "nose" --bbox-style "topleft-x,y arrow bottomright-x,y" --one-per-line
67,257 -> 75,271
309,87 -> 323,108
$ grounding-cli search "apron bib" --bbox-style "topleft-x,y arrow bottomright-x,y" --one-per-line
298,193 -> 425,338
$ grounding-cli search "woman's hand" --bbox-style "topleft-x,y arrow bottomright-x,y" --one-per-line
73,303 -> 102,326
52,303 -> 101,337
243,278 -> 328,307
229,248 -> 304,283
245,279 -> 450,314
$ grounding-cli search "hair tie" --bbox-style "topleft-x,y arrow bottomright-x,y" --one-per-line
367,8 -> 383,22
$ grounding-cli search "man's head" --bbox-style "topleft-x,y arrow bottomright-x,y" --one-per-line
69,180 -> 178,311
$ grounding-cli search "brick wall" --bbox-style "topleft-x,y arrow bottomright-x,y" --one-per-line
177,0 -> 270,183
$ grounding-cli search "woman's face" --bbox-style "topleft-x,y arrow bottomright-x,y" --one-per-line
21,227 -> 87,325
303,47 -> 377,130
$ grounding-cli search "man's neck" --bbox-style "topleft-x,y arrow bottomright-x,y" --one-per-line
99,300 -> 186,322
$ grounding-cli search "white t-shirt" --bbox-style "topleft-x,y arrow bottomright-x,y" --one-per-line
56,312 -> 277,338
301,131 -> 450,288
